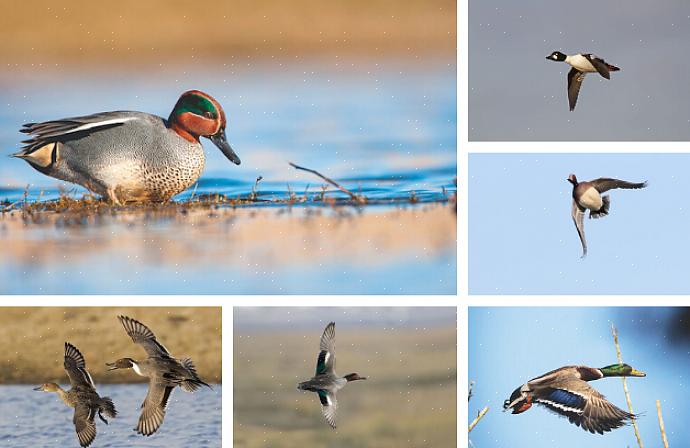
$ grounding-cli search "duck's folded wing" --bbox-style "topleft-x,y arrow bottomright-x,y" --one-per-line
590,178 -> 648,193
567,68 -> 586,111
137,380 -> 175,436
315,322 -> 336,375
318,390 -> 338,429
64,343 -> 96,390
73,403 -> 97,448
19,112 -> 138,154
118,315 -> 172,358
571,201 -> 587,258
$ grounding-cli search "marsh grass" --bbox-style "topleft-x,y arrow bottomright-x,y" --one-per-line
0,307 -> 221,384
234,326 -> 456,447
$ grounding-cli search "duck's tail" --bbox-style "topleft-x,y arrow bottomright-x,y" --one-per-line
590,195 -> 610,219
99,396 -> 117,420
180,358 -> 213,392
607,63 -> 620,72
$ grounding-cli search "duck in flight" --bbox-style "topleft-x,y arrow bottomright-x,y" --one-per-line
35,343 -> 117,447
106,315 -> 211,436
546,51 -> 620,111
568,174 -> 647,257
504,364 -> 645,434
297,322 -> 367,429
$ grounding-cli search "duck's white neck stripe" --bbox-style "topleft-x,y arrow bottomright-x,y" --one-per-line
131,362 -> 145,377
63,117 -> 137,135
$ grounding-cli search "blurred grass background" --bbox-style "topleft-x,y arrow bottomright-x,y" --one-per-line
234,323 -> 456,447
0,307 -> 221,384
0,0 -> 455,67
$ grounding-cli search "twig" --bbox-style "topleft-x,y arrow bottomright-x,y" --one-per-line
468,406 -> 489,433
289,162 -> 367,204
656,400 -> 669,448
612,324 -> 644,448
468,381 -> 475,402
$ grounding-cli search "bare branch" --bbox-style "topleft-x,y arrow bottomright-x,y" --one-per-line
468,406 -> 489,433
289,162 -> 367,204
656,400 -> 669,448
612,324 -> 644,448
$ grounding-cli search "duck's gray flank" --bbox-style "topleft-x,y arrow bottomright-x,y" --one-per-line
106,315 -> 211,436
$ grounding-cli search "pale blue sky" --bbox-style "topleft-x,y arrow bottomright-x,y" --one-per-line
470,0 -> 690,140
469,307 -> 690,448
470,153 -> 690,294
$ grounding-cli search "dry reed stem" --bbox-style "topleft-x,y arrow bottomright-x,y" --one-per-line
656,400 -> 669,448
289,161 -> 367,204
468,406 -> 489,433
612,324 -> 644,448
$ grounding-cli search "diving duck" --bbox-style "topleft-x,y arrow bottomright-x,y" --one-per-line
297,322 -> 367,429
106,315 -> 211,436
568,174 -> 647,257
546,51 -> 620,111
504,364 -> 645,434
13,90 -> 240,204
34,342 -> 117,447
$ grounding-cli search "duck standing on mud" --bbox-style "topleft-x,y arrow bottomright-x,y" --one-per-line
297,322 -> 367,429
106,315 -> 211,436
13,90 -> 240,204
35,342 -> 117,447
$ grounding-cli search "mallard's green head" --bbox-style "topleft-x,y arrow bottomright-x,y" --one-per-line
599,363 -> 646,377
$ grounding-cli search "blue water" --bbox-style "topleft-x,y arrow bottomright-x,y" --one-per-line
0,64 -> 457,294
0,384 -> 221,447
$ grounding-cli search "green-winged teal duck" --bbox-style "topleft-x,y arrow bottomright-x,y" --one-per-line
504,363 -> 646,434
106,315 -> 211,436
13,90 -> 240,204
34,342 -> 117,447
297,322 -> 367,429
568,174 -> 647,257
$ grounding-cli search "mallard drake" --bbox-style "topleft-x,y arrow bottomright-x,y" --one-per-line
297,322 -> 367,429
503,364 -> 645,434
106,315 -> 211,436
34,342 -> 117,447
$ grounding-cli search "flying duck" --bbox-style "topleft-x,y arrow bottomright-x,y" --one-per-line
546,51 -> 620,111
106,315 -> 211,436
504,364 -> 645,434
34,343 -> 117,447
297,322 -> 367,429
568,174 -> 647,257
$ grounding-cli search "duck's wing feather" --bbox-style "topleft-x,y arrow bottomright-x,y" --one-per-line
567,68 -> 586,111
583,54 -> 611,79
590,178 -> 647,193
315,322 -> 336,375
571,201 -> 587,258
118,315 -> 172,359
73,403 -> 97,448
18,112 -> 138,155
64,343 -> 96,390
536,381 -> 634,434
318,389 -> 338,429
137,379 -> 174,436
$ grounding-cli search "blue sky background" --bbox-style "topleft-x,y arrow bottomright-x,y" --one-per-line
469,153 -> 690,294
469,307 -> 690,448
469,0 -> 690,140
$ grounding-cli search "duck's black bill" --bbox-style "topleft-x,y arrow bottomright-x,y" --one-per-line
210,131 -> 241,165
33,386 -> 42,391
105,363 -> 119,371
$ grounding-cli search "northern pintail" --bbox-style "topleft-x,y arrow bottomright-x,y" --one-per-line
13,90 -> 240,204
106,315 -> 211,436
34,342 -> 117,447
297,322 -> 366,429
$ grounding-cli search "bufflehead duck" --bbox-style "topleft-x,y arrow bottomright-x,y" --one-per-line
567,174 -> 647,257
546,51 -> 620,111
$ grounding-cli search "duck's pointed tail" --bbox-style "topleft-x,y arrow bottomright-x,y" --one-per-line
100,396 -> 117,419
607,63 -> 620,72
180,358 -> 213,392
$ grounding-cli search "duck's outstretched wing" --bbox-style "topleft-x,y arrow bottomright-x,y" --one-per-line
590,178 -> 647,193
535,384 -> 635,434
567,68 -> 586,111
18,112 -> 137,154
73,403 -> 97,447
571,200 -> 587,258
64,342 -> 96,390
137,379 -> 175,436
318,390 -> 338,429
315,322 -> 336,376
118,315 -> 172,359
